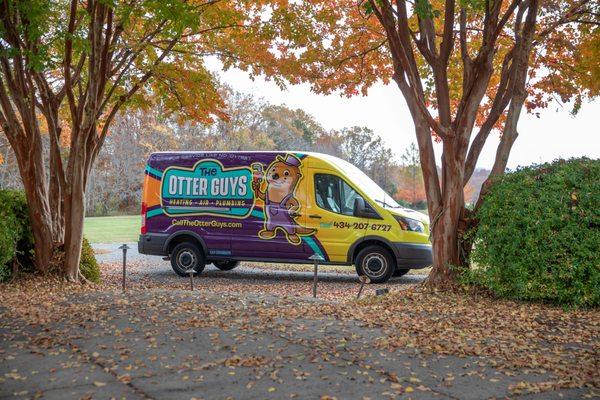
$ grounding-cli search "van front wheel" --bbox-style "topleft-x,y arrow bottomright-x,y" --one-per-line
170,242 -> 205,277
213,260 -> 239,271
355,245 -> 395,284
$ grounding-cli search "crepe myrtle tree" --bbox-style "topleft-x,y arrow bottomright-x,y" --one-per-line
272,0 -> 599,286
0,0 -> 294,280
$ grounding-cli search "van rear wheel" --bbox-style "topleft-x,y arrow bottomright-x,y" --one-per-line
170,242 -> 205,277
213,260 -> 239,271
355,245 -> 395,284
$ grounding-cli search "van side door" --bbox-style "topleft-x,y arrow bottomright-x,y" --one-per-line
302,170 -> 369,262
230,154 -> 312,261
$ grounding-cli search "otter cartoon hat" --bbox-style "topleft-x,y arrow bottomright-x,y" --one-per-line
276,154 -> 301,167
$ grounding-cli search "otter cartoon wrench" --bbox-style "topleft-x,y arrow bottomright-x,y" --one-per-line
251,154 -> 315,245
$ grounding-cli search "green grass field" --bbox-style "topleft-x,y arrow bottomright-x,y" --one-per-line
84,215 -> 140,243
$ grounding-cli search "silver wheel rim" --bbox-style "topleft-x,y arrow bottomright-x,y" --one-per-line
363,253 -> 387,278
178,250 -> 197,271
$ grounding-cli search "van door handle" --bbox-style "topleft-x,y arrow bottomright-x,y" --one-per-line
308,214 -> 322,219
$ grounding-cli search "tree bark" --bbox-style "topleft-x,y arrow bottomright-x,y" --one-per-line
13,137 -> 56,272
63,186 -> 86,281
367,0 -> 547,288
21,180 -> 55,272
62,143 -> 88,281
0,104 -> 67,277
475,0 -> 539,207
429,215 -> 460,285
47,125 -> 66,244
426,144 -> 465,287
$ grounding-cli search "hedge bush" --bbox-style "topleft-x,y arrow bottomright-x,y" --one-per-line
0,190 -> 100,283
465,158 -> 600,307
0,190 -> 34,282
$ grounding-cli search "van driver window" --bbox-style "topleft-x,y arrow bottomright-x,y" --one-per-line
314,174 -> 361,216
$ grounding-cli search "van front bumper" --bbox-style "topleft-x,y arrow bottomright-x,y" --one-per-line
138,234 -> 168,256
393,243 -> 432,269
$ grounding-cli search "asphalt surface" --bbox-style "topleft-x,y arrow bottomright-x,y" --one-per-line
92,242 -> 427,285
1,290 -> 591,400
0,245 -> 594,399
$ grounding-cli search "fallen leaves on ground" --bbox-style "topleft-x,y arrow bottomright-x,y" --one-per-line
97,259 -> 420,301
248,290 -> 599,393
0,263 -> 598,396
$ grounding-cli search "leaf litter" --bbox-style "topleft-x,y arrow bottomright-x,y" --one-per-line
0,263 -> 598,398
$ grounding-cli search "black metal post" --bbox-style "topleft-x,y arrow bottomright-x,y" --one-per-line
313,262 -> 318,297
188,269 -> 194,290
309,254 -> 324,298
118,244 -> 130,292
357,275 -> 370,299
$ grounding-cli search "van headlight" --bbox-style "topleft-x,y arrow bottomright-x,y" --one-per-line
394,215 -> 425,233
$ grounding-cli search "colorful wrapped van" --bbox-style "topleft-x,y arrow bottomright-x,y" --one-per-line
138,151 -> 432,283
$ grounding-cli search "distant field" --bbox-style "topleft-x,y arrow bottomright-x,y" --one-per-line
84,215 -> 140,243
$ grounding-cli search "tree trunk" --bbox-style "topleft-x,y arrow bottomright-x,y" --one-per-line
63,164 -> 86,281
428,215 -> 460,286
48,130 -> 66,244
22,180 -> 55,272
426,149 -> 465,287
13,137 -> 56,272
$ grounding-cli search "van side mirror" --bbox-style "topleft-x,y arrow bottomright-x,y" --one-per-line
353,197 -> 380,219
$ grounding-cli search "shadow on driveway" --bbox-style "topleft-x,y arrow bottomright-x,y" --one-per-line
94,242 -> 427,287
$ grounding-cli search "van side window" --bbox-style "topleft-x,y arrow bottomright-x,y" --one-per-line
314,174 -> 361,216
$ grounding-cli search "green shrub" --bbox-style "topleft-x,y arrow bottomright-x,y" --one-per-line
79,237 -> 100,283
0,204 -> 19,280
0,190 -> 99,283
465,158 -> 600,308
0,190 -> 34,282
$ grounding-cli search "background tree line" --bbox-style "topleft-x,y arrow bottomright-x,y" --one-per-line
85,87 -> 401,216
0,86 -> 487,217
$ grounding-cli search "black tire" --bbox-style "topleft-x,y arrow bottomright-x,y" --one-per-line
213,260 -> 239,271
355,245 -> 395,284
393,268 -> 410,277
170,242 -> 205,277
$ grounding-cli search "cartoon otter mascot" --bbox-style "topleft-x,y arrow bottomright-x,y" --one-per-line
251,154 -> 315,245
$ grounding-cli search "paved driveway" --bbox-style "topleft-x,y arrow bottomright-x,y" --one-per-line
1,289 -> 592,400
93,242 -> 427,287
0,246 -> 595,399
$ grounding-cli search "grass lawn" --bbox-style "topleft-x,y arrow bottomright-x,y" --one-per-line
84,215 -> 140,243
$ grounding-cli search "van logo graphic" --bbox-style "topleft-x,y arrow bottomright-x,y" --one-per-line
251,154 -> 315,245
161,159 -> 254,218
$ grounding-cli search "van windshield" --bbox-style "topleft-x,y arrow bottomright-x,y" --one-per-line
325,155 -> 401,209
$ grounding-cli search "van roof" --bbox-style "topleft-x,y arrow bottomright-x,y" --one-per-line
149,150 -> 349,163
150,150 -> 321,156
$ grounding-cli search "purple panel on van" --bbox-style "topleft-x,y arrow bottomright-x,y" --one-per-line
144,152 -> 327,262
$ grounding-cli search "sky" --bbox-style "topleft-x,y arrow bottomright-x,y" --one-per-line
210,63 -> 600,171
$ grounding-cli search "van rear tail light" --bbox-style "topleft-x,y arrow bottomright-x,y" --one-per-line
141,202 -> 148,234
